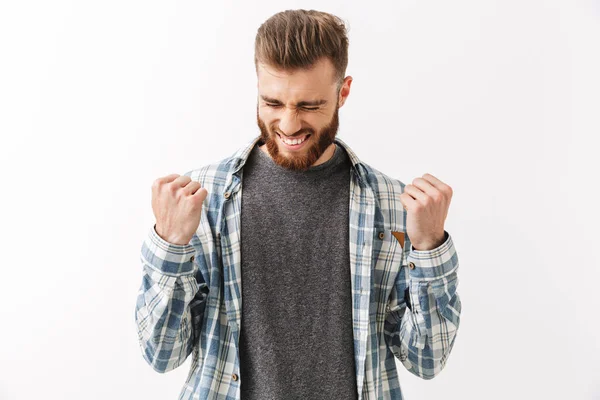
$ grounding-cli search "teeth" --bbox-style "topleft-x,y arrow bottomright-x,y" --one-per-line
280,135 -> 308,145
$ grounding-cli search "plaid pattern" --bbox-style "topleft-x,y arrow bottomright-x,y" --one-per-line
135,135 -> 461,400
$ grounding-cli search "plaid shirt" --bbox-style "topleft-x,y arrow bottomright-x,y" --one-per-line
135,135 -> 461,400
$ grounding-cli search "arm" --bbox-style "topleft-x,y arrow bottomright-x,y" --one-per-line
384,230 -> 461,379
134,224 -> 209,373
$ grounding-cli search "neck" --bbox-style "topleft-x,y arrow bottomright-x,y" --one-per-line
311,142 -> 337,167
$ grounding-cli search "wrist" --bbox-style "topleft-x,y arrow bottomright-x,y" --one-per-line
412,231 -> 447,251
154,224 -> 190,246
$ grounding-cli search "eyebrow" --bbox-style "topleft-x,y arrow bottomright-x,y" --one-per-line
260,95 -> 328,107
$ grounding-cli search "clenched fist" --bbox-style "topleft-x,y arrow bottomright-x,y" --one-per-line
399,173 -> 452,251
151,173 -> 208,245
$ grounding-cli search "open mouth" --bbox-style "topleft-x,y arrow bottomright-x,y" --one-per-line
277,133 -> 311,147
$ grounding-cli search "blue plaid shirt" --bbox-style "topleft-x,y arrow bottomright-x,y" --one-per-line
135,135 -> 461,399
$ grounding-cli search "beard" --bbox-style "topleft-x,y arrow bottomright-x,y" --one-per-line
256,105 -> 340,172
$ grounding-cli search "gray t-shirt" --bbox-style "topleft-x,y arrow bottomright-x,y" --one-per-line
238,140 -> 358,400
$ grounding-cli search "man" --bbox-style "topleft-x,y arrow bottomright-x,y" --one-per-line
135,9 -> 461,400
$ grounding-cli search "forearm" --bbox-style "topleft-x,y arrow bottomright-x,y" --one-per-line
134,225 -> 206,373
385,230 -> 462,379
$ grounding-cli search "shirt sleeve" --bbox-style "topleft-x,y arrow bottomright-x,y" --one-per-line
134,224 -> 209,373
384,229 -> 462,379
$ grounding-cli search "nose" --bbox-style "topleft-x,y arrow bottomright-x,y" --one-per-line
278,107 -> 302,136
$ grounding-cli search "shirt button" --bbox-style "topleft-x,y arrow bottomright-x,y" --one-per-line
224,191 -> 231,199
190,255 -> 195,262
378,232 -> 384,240
232,373 -> 239,381
408,262 -> 416,270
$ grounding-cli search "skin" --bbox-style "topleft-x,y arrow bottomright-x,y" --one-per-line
256,57 -> 352,171
401,174 -> 453,250
255,57 -> 453,251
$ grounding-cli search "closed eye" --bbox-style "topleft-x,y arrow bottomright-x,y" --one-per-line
266,103 -> 319,111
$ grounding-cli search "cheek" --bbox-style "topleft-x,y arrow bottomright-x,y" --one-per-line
306,115 -> 327,131
258,112 -> 273,128
259,109 -> 278,127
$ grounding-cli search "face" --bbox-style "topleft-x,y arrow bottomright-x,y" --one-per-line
256,57 -> 352,171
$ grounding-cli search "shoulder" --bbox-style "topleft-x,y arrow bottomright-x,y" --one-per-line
360,162 -> 407,230
337,138 -> 406,196
182,136 -> 259,188
361,162 -> 406,198
183,154 -> 237,190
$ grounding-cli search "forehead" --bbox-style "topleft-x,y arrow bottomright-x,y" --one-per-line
257,59 -> 336,100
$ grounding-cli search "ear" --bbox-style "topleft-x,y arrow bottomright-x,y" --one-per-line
338,75 -> 353,108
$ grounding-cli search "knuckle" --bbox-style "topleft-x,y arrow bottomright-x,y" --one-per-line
174,191 -> 185,202
187,183 -> 200,194
152,177 -> 166,188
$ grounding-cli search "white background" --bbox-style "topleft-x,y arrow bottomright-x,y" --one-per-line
1,0 -> 599,399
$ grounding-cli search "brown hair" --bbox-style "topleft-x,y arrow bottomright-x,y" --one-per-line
254,9 -> 349,88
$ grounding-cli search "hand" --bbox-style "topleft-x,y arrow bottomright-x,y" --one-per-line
399,173 -> 453,250
151,173 -> 208,245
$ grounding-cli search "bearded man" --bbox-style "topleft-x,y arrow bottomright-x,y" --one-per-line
136,9 -> 462,400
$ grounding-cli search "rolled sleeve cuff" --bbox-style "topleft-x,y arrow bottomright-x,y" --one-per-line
140,224 -> 197,276
406,230 -> 458,281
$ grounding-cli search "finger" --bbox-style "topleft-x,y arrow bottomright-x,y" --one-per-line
404,184 -> 428,204
422,173 -> 452,195
400,192 -> 417,210
422,173 -> 444,185
412,177 -> 441,199
159,173 -> 180,184
152,174 -> 180,192
183,181 -> 201,195
193,187 -> 208,202
172,175 -> 192,187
